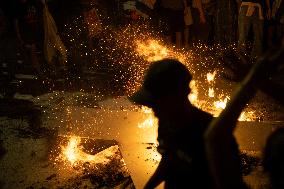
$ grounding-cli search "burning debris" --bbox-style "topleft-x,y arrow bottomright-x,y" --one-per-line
56,136 -> 121,168
52,136 -> 132,188
0,117 -> 134,189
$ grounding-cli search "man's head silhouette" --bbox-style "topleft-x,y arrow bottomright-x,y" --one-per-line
130,59 -> 192,107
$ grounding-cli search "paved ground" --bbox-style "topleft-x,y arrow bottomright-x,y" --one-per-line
0,42 -> 283,189
0,50 -> 138,188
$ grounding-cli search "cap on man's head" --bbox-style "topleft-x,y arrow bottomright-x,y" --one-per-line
129,59 -> 192,107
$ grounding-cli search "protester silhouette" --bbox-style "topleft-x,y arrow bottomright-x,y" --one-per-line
129,59 -> 240,188
204,48 -> 284,189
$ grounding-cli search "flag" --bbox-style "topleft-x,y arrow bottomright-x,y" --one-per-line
43,3 -> 67,65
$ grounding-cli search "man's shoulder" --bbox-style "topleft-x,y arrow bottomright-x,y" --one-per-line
188,107 -> 213,132
192,106 -> 213,121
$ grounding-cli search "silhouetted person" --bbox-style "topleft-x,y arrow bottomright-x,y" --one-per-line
204,48 -> 284,189
159,0 -> 188,48
263,127 -> 284,189
237,0 -> 271,59
13,0 -> 44,76
129,59 -> 238,188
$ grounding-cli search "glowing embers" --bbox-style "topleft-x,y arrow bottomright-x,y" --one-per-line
206,71 -> 217,83
188,80 -> 199,106
57,136 -> 121,169
133,38 -> 257,121
206,71 -> 217,98
135,39 -> 187,62
238,111 -> 256,121
214,96 -> 230,110
51,136 -> 132,187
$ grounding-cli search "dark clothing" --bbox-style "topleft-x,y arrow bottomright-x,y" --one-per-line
275,0 -> 284,21
0,1 -> 15,35
238,0 -> 265,57
157,106 -> 240,188
191,8 -> 209,43
203,0 -> 217,16
159,8 -> 185,35
159,0 -> 185,34
13,0 -> 43,44
168,9 -> 184,32
161,0 -> 184,10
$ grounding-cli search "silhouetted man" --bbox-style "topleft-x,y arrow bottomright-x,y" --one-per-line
129,59 -> 235,188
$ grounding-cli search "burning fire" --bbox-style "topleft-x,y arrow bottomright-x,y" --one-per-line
136,40 -> 169,62
60,136 -> 119,168
188,80 -> 199,107
214,96 -> 230,110
207,71 -> 217,83
138,106 -> 158,129
58,26 -> 260,167
135,39 -> 187,63
134,39 -> 257,126
208,88 -> 214,98
239,111 -> 257,121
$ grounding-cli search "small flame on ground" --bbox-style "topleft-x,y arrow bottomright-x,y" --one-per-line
238,111 -> 256,121
188,80 -> 199,106
207,71 -> 217,83
208,88 -> 215,98
141,106 -> 153,114
63,136 -> 80,165
138,106 -> 158,129
138,115 -> 157,129
60,136 -> 119,168
214,96 -> 230,110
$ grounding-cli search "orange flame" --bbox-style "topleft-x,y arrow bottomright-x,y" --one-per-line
214,96 -> 230,110
135,39 -> 169,62
134,39 -> 257,129
208,88 -> 215,98
138,106 -> 158,129
135,39 -> 186,62
206,71 -> 217,83
61,136 -> 118,167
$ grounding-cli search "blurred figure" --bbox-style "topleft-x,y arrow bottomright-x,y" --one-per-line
0,4 -> 18,97
13,0 -> 44,76
191,0 -> 207,43
202,0 -> 217,45
270,0 -> 284,47
237,0 -> 271,59
190,0 -> 216,45
159,0 -> 187,48
129,59 -> 238,189
266,0 -> 277,48
183,0 -> 194,48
